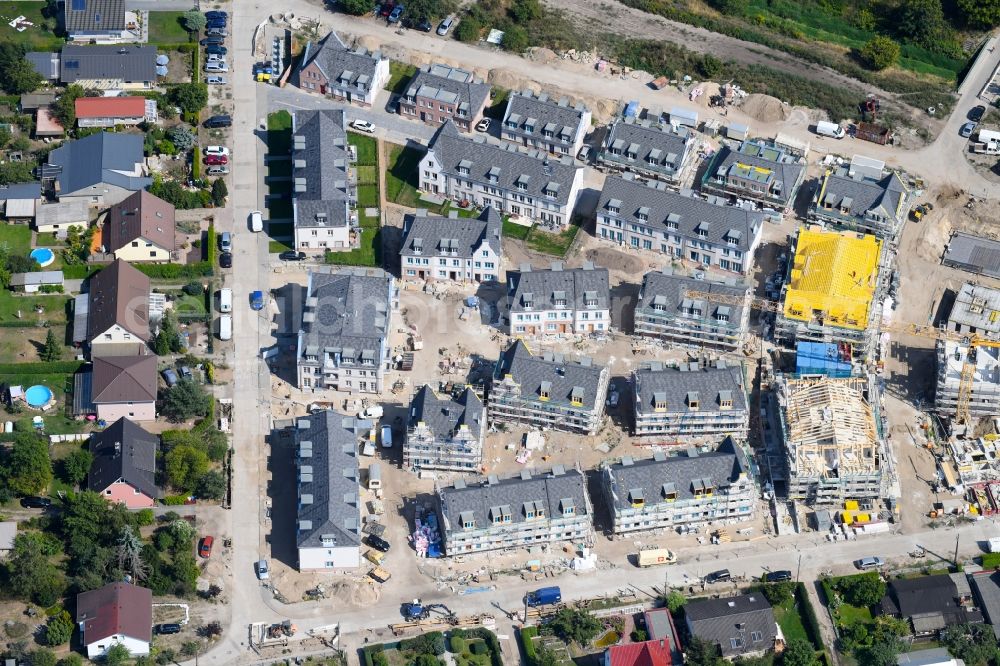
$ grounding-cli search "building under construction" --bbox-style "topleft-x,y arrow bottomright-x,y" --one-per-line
946,283 -> 1000,340
935,341 -> 1000,420
774,374 -> 885,504
775,226 -> 889,360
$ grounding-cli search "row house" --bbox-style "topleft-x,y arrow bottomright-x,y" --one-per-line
291,110 -> 357,253
632,360 -> 749,442
295,268 -> 397,394
809,155 -> 911,242
596,174 -> 763,276
600,438 -> 756,536
399,207 -> 502,283
295,31 -> 389,107
597,119 -> 693,183
634,268 -> 751,352
701,140 -> 806,212
420,121 -> 583,229
506,261 -> 610,337
501,90 -> 591,156
436,466 -> 593,555
398,63 -> 491,132
488,340 -> 609,435
404,385 -> 485,472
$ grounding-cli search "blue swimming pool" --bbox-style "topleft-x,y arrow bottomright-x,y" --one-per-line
24,385 -> 53,408
29,248 -> 54,268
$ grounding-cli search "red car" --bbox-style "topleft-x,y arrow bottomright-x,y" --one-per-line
198,535 -> 214,558
203,154 -> 228,165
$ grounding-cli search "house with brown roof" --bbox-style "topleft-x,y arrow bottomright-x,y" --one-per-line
102,191 -> 175,262
88,417 -> 160,509
74,355 -> 156,421
85,259 -> 151,357
75,581 -> 152,659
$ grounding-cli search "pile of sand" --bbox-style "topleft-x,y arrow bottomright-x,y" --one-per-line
488,68 -> 524,91
527,47 -> 558,64
740,94 -> 789,123
689,82 -> 722,108
329,579 -> 380,606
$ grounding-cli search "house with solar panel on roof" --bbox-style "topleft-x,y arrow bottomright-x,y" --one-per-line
295,31 -> 389,107
56,44 -> 157,90
64,0 -> 138,43
398,63 -> 491,132
701,139 -> 806,212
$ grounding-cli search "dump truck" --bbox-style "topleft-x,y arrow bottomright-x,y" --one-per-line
910,203 -> 933,222
369,567 -> 391,583
364,549 -> 385,565
637,547 -> 677,567
525,586 -> 561,607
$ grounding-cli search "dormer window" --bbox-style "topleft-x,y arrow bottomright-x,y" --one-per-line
719,390 -> 734,409
460,511 -> 476,530
653,391 -> 667,412
553,290 -> 567,308
695,222 -> 710,239
570,386 -> 585,406
726,229 -> 742,246
662,482 -> 677,501
636,206 -> 650,222
487,166 -> 500,183
560,498 -> 575,516
666,213 -> 680,230
539,380 -> 552,400
606,198 -> 621,215
715,306 -> 731,323
686,391 -> 700,410
629,488 -> 644,508
650,294 -> 667,312
584,290 -> 598,308
515,174 -> 530,191
522,292 -> 534,310
457,159 -> 471,176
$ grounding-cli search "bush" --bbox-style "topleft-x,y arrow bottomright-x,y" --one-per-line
455,15 -> 482,42
630,629 -> 647,642
44,611 -> 74,646
469,640 -> 487,655
861,35 -> 901,70
136,508 -> 156,526
982,552 -> 1000,569
757,581 -> 796,606
182,281 -> 204,296
450,636 -> 466,653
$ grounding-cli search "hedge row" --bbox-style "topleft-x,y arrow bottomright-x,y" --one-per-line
456,628 -> 502,666
0,361 -> 84,375
795,582 -> 823,651
135,261 -> 213,279
206,221 -> 217,265
0,321 -> 42,328
519,626 -> 539,665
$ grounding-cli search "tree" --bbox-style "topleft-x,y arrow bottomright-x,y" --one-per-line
39,328 -> 61,362
3,432 -> 53,495
0,43 -> 44,94
698,54 -> 723,79
167,125 -> 196,151
60,449 -> 92,487
545,608 -> 601,645
44,611 -> 74,646
413,656 -> 440,666
166,445 -> 209,491
757,581 -> 795,606
860,35 -> 900,71
211,178 -> 228,207
7,533 -> 65,606
781,639 -> 816,666
510,0 -> 541,23
406,0 -> 458,21
52,85 -> 85,129
29,649 -> 58,666
854,639 -> 902,666
894,0 -> 945,48
104,644 -> 132,666
340,0 -> 373,15
836,574 -> 886,607
533,646 -> 560,666
684,636 -> 724,666
182,9 -> 206,32
154,309 -> 183,355
117,525 -> 148,583
167,83 -> 209,115
942,623 -> 1000,665
195,470 -> 226,500
56,655 -> 84,666
0,161 -> 36,186
501,25 -> 530,53
161,379 -> 211,423
664,590 -> 686,612
959,0 -> 1000,28
455,16 -> 482,42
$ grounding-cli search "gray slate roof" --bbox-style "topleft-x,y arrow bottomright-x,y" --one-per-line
300,31 -> 382,92
88,417 -> 160,499
410,385 -> 484,441
294,410 -> 366,550
438,466 -> 589,533
636,269 -> 749,323
299,269 -> 391,366
47,131 -> 151,196
605,438 -> 747,510
943,232 -> 1000,279
427,121 -> 581,207
400,207 -> 502,260
633,361 -> 747,416
405,64 -> 490,117
493,340 -> 605,412
60,45 -> 157,84
599,120 -> 691,175
598,175 -> 763,253
502,90 -> 589,146
10,271 -> 63,287
0,182 -> 41,201
25,53 -> 59,81
970,571 -> 1000,638
65,0 -> 126,33
684,593 -> 777,659
292,110 -> 351,230
711,141 -> 805,206
508,262 -> 609,314
817,167 -> 908,224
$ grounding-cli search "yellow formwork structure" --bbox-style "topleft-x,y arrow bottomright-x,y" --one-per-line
782,227 -> 882,331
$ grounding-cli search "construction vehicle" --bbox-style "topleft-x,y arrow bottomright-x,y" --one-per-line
364,549 -> 385,566
400,600 -> 457,622
368,567 -> 391,583
910,202 -> 933,222
637,547 -> 677,567
249,620 -> 295,650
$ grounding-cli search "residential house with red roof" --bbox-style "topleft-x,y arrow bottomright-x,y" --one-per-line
75,96 -> 155,128
604,639 -> 673,666
102,190 -> 175,262
75,581 -> 152,658
88,417 -> 160,508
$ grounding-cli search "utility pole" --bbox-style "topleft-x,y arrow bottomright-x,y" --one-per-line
954,533 -> 960,566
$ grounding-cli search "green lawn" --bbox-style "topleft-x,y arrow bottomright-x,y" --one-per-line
268,239 -> 293,253
356,165 -> 378,185
267,110 -> 293,155
0,370 -> 84,435
523,223 -> 580,257
348,132 -> 378,166
385,143 -> 423,207
325,227 -> 379,267
484,87 -> 510,120
34,232 -> 64,247
503,219 -> 531,240
0,2 -> 63,50
174,293 -> 206,316
773,600 -> 809,644
147,11 -> 193,45
384,61 -> 416,95
0,223 -> 32,256
356,184 -> 379,209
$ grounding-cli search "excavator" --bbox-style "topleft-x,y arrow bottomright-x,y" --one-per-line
400,599 -> 457,623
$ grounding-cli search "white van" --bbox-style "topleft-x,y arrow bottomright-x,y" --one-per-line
249,210 -> 263,232
218,314 -> 233,341
218,288 -> 233,313
368,463 -> 382,490
380,425 -> 393,448
815,120 -> 846,139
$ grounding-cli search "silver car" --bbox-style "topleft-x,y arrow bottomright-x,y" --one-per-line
206,75 -> 226,85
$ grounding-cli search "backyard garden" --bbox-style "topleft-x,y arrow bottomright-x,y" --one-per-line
362,628 -> 502,666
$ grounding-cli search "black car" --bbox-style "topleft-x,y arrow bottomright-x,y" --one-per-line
970,104 -> 987,123
406,17 -> 432,31
279,250 -> 306,261
204,114 -> 232,128
20,496 -> 51,509
200,36 -> 225,46
205,45 -> 228,56
206,19 -> 227,30
204,10 -> 228,19
366,534 -> 391,552
765,570 -> 793,583
155,623 -> 182,635
219,251 -> 232,268
705,569 -> 732,583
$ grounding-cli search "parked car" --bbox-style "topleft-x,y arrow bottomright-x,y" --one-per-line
219,231 -> 233,252
200,36 -> 225,45
205,10 -> 228,19
206,53 -> 226,64
366,534 -> 391,552
414,18 -> 432,31
250,290 -> 265,311
437,16 -> 454,35
219,251 -> 233,268
206,18 -> 227,28
205,61 -> 229,73
388,5 -> 404,23
203,154 -> 228,165
577,145 -> 592,162
204,114 -> 232,128
198,536 -> 214,558
475,118 -> 490,132
20,496 -> 51,509
249,210 -> 263,232
206,165 -> 230,176
705,569 -> 732,583
256,559 -> 269,580
155,624 -> 182,635
205,45 -> 228,56
381,425 -> 393,448
205,145 -> 230,156
279,250 -> 306,261
206,75 -> 226,85
206,27 -> 228,36
178,366 -> 193,380
960,121 -> 977,138
606,390 -> 619,408
351,119 -> 376,133
855,556 -> 884,570
161,368 -> 179,387
970,105 -> 987,122
765,570 -> 793,582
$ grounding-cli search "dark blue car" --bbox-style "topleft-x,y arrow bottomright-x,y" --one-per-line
205,10 -> 227,19
205,45 -> 228,56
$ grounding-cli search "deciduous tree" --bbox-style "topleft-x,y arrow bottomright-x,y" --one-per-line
167,83 -> 208,115
339,0 -> 373,16
161,379 -> 211,423
3,432 -> 52,495
60,448 -> 92,487
182,9 -> 206,32
958,0 -> 1000,28
781,639 -> 816,666
860,35 -> 900,70
0,44 -> 43,94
